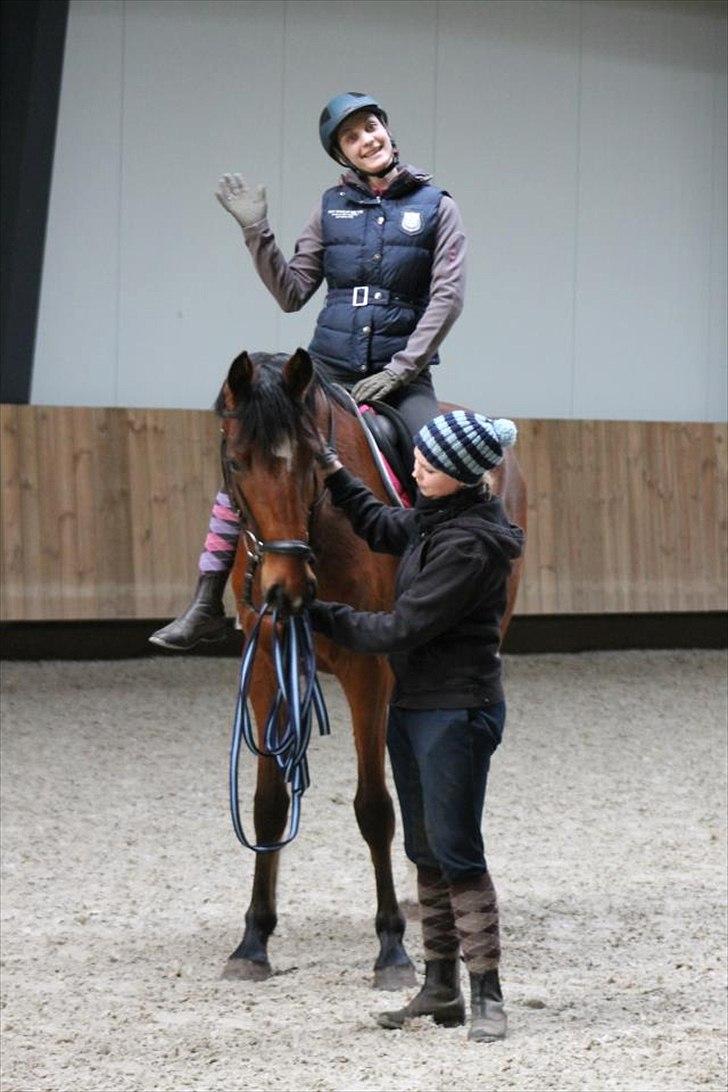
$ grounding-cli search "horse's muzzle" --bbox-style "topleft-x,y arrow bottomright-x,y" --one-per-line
265,578 -> 317,616
261,553 -> 317,616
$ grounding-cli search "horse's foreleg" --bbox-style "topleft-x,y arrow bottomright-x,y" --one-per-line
343,661 -> 417,991
223,656 -> 289,981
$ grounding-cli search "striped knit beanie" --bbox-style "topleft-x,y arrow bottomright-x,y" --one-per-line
414,411 -> 517,485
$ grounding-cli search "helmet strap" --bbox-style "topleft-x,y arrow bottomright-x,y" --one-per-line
364,147 -> 400,179
340,144 -> 400,182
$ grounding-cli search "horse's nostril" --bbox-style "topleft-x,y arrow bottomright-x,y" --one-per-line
265,577 -> 314,616
266,585 -> 285,609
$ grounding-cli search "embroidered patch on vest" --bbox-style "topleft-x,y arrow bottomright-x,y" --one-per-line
327,209 -> 365,219
400,209 -> 423,234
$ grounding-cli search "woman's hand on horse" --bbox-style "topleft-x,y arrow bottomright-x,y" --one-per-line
215,174 -> 268,228
313,430 -> 343,476
307,599 -> 335,636
351,368 -> 404,404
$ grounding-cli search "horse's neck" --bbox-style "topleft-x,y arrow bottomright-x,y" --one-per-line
310,402 -> 397,608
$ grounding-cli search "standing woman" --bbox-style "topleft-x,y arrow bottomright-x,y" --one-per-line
309,412 -> 524,1041
150,91 -> 467,650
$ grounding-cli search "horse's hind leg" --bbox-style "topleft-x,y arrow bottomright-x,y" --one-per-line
223,657 -> 288,981
342,661 -> 417,991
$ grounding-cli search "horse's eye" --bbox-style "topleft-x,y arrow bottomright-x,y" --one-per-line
227,459 -> 242,473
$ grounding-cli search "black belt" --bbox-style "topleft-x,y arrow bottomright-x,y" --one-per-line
325,286 -> 428,309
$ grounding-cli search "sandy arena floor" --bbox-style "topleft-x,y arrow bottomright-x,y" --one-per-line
1,649 -> 726,1092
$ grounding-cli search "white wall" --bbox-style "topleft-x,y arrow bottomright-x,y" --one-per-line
33,0 -> 727,421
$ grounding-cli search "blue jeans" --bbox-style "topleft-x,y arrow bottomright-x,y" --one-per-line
386,703 -> 506,884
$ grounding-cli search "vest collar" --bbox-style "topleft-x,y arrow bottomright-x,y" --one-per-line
339,164 -> 432,200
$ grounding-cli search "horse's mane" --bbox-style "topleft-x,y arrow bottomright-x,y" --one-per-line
214,353 -> 354,459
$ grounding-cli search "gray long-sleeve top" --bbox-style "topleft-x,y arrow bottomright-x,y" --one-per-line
241,167 -> 467,381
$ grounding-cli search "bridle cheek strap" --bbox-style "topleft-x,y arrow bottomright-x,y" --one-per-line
219,392 -> 334,606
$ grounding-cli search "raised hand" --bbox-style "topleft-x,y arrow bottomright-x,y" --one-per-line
215,174 -> 268,228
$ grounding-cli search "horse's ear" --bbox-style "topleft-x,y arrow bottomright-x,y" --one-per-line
283,348 -> 314,401
224,351 -> 255,409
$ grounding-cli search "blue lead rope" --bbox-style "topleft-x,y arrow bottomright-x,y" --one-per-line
229,605 -> 331,853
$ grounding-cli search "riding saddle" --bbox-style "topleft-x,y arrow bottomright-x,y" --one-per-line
359,401 -> 417,507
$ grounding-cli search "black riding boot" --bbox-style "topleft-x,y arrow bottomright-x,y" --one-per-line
377,958 -> 465,1029
148,571 -> 229,650
468,968 -> 507,1042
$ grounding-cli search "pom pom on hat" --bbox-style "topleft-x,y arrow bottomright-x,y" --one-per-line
490,418 -> 517,449
414,411 -> 517,485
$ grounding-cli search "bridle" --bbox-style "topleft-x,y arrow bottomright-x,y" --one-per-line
218,383 -> 338,854
218,394 -> 335,608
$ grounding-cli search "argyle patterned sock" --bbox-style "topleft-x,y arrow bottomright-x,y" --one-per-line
417,866 -> 459,960
450,870 -> 501,972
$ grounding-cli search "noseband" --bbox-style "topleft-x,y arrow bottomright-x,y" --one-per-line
237,528 -> 313,607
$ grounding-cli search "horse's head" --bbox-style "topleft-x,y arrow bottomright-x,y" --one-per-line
217,348 -> 325,615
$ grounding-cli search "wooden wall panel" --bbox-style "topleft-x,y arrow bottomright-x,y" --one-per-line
514,419 -> 727,614
1,406 -> 726,621
1,406 -> 222,621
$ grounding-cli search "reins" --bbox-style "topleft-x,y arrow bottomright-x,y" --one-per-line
229,602 -> 330,854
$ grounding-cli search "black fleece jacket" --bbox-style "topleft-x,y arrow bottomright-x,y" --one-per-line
309,467 -> 524,709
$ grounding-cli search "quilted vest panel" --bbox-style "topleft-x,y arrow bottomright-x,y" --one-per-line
308,179 -> 443,374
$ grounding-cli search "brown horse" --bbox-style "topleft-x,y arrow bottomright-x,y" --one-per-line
217,348 -> 527,988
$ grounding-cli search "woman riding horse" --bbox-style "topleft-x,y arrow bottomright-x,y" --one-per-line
150,91 -> 467,651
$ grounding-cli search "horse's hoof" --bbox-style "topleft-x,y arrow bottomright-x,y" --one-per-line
221,957 -> 272,981
374,962 -> 418,991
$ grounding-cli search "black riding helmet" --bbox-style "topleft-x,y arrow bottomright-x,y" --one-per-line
319,92 -> 399,179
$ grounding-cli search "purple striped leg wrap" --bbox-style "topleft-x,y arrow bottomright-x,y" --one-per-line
199,491 -> 241,574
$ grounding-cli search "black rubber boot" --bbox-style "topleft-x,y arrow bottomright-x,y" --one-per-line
468,968 -> 507,1042
377,958 -> 465,1029
148,571 -> 230,650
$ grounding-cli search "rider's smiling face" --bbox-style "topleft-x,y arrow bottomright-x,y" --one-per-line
336,112 -> 393,174
412,448 -> 466,499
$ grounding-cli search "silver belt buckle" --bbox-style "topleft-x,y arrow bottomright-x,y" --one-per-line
352,285 -> 369,307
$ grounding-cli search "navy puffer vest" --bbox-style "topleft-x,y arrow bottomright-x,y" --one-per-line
308,175 -> 444,375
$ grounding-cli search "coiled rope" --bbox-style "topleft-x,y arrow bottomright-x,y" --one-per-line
229,603 -> 331,854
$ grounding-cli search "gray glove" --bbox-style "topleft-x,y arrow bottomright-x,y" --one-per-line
215,173 -> 267,228
351,369 -> 405,404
